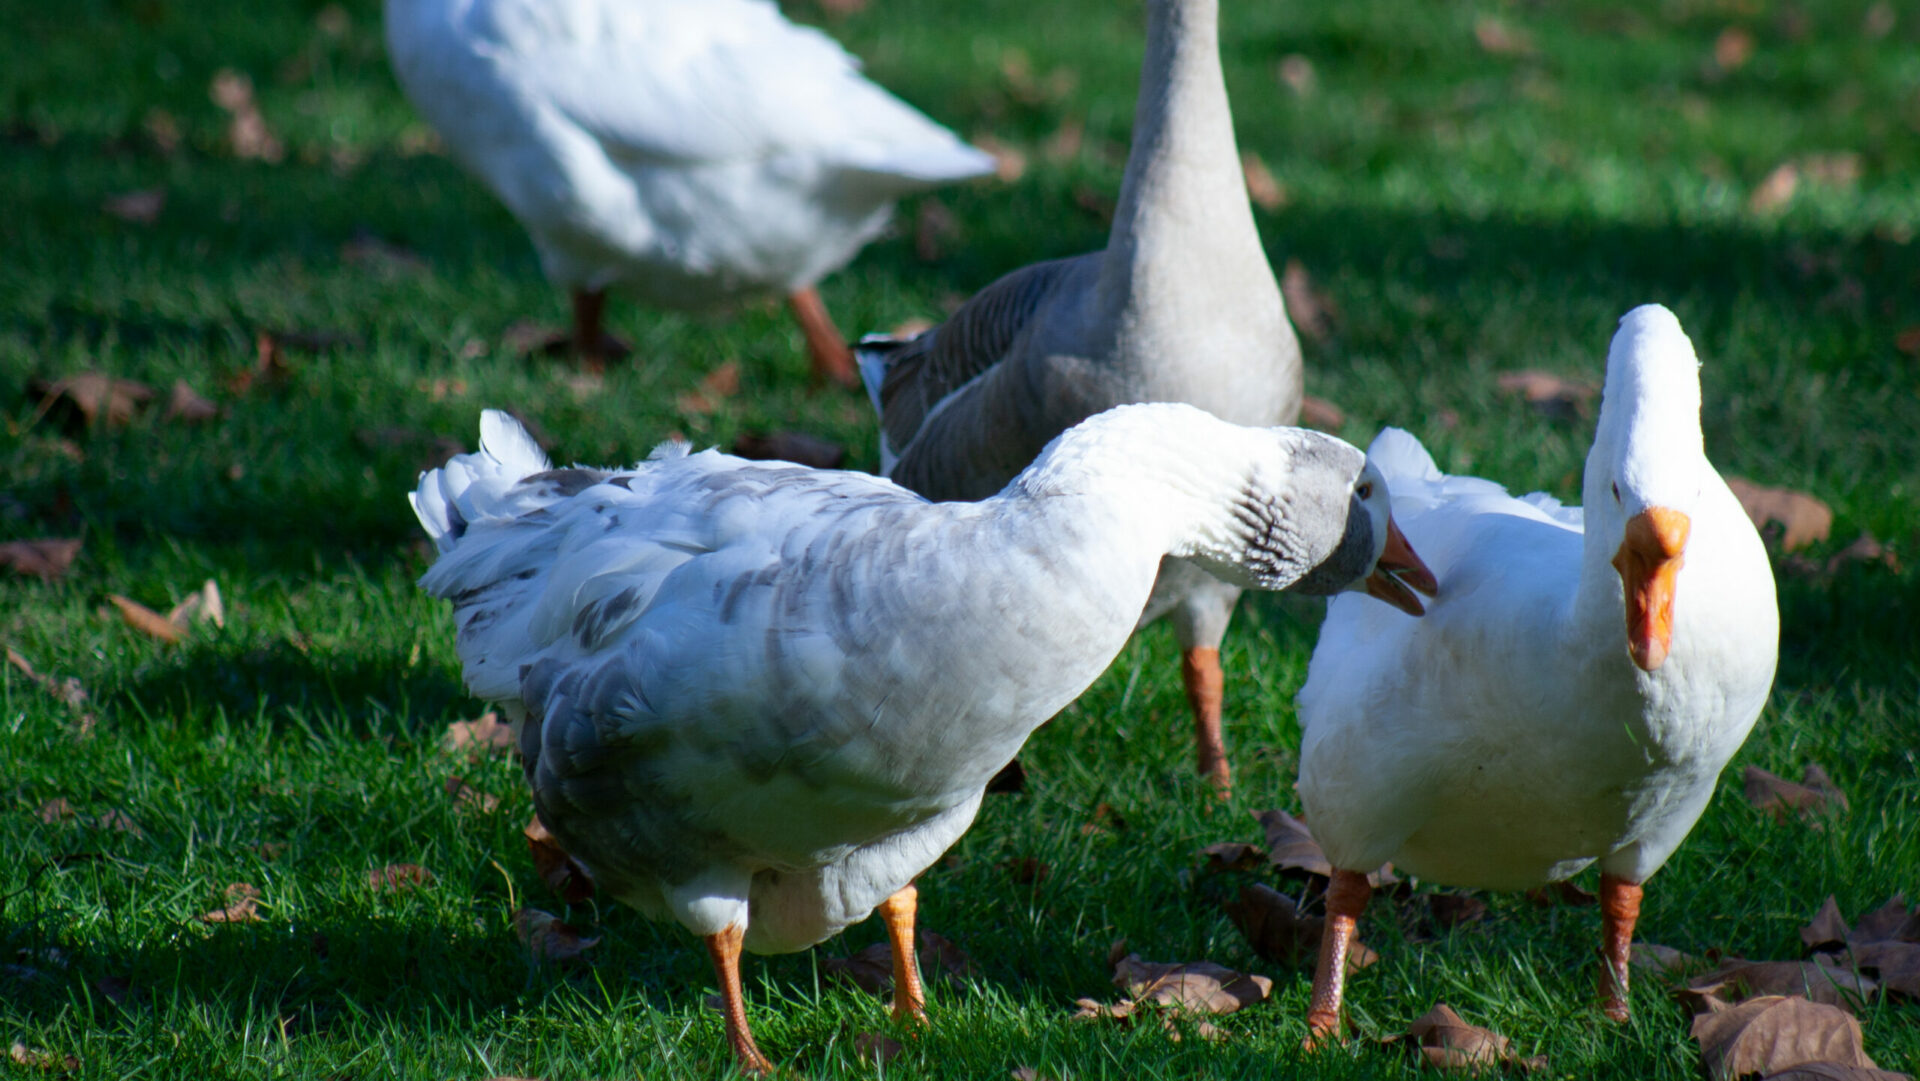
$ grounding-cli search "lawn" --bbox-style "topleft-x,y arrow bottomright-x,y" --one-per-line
3,0 -> 1918,1077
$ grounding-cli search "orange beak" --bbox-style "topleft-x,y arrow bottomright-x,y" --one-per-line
1611,507 -> 1690,671
1364,516 -> 1440,616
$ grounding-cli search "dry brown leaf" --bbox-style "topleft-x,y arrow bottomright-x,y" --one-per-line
854,1032 -> 903,1065
1276,53 -> 1316,96
821,943 -> 893,996
92,808 -> 143,835
444,775 -> 500,813
8,1042 -> 79,1072
1241,152 -> 1287,211
102,188 -> 166,224
209,69 -> 284,163
1725,479 -> 1833,551
1000,856 -> 1051,885
1080,801 -> 1128,835
1895,327 -> 1920,356
1280,259 -> 1336,343
1849,896 -> 1920,946
1842,942 -> 1920,999
442,712 -> 515,759
0,538 -> 82,581
1633,942 -> 1702,981
1803,896 -> 1851,951
731,431 -> 846,470
163,380 -> 218,423
1759,1064 -> 1912,1081
1685,958 -> 1878,1013
1745,764 -> 1848,822
1497,370 -> 1598,419
1800,154 -> 1862,190
227,332 -> 295,396
1714,26 -> 1755,72
368,863 -> 435,892
1474,16 -> 1536,57
676,361 -> 741,415
1042,117 -> 1084,163
108,594 -> 184,643
1526,880 -> 1598,907
1387,1003 -> 1546,1072
31,372 -> 156,429
1009,1068 -> 1058,1081
1426,892 -> 1488,930
1112,954 -> 1272,1014
1826,534 -> 1900,575
1071,184 -> 1115,224
36,797 -> 76,823
524,815 -> 596,903
1693,995 -> 1880,1081
914,198 -> 960,263
825,930 -> 976,996
1253,807 -> 1396,886
512,907 -> 599,962
200,883 -> 262,923
165,580 -> 225,631
1197,841 -> 1267,874
1751,163 -> 1800,214
1222,883 -> 1322,969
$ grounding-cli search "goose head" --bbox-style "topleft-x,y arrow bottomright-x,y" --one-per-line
1586,304 -> 1709,672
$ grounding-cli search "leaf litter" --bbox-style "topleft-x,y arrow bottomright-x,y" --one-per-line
0,539 -> 81,581
524,815 -> 596,904
1383,1003 -> 1546,1072
1692,996 -> 1885,1081
512,908 -> 599,963
1745,764 -> 1848,823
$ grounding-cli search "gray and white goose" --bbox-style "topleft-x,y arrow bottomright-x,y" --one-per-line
857,0 -> 1300,793
410,402 -> 1433,1073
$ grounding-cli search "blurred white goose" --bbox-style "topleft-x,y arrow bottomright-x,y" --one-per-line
1294,304 -> 1779,1043
856,0 -> 1301,793
384,0 -> 995,379
411,402 -> 1434,1072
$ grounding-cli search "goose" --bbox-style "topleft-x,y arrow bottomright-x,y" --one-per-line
410,402 -> 1435,1072
383,0 -> 996,379
856,0 -> 1300,794
1293,304 -> 1779,1044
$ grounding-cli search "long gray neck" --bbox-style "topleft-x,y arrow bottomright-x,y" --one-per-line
1096,0 -> 1264,321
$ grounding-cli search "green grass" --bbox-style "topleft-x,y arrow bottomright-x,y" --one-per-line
4,0 -> 1918,1076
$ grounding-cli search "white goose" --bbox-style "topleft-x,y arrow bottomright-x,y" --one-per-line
383,0 -> 995,379
411,402 -> 1435,1072
1294,304 -> 1779,1042
856,0 -> 1300,793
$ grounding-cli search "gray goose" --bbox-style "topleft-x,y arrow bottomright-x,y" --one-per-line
857,0 -> 1300,793
410,402 -> 1432,1073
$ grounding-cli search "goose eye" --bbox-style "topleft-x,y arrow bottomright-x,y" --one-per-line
1611,482 -> 1621,502
1356,481 -> 1374,501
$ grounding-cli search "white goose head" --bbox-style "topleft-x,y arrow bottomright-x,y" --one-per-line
1585,304 -> 1710,672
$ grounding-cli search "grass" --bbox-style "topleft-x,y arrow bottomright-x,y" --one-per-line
3,0 -> 1918,1076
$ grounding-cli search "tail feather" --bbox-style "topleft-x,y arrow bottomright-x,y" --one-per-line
410,410 -> 553,553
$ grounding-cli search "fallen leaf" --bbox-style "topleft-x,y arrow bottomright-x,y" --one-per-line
0,538 -> 82,581
1803,896 -> 1851,951
1388,1003 -> 1547,1072
973,134 -> 1027,184
1496,370 -> 1597,420
36,797 -> 76,823
512,907 -> 599,962
1112,954 -> 1273,1014
199,883 -> 262,923
985,758 -> 1027,794
163,380 -> 218,423
1758,1064 -> 1912,1081
1009,1068 -> 1057,1081
7,1042 -> 79,1071
1071,184 -> 1115,224
108,594 -> 184,643
1080,801 -> 1128,835
1745,764 -> 1848,822
1253,808 -> 1396,886
1276,53 -> 1316,96
1685,958 -> 1877,1013
915,198 -> 960,263
525,815 -> 596,903
1525,880 -> 1598,907
1895,327 -> 1920,356
92,808 -> 143,835
1299,396 -> 1345,431
854,1032 -> 903,1065
165,580 -> 225,630
1222,883 -> 1325,969
1197,841 -> 1267,875
1842,941 -> 1920,999
822,943 -> 893,996
1042,117 -> 1084,162
442,712 -> 515,759
1751,163 -> 1800,214
1826,534 -> 1900,575
826,930 -> 977,996
1725,479 -> 1833,552
209,69 -> 284,162
1426,892 -> 1488,930
1280,260 -> 1336,343
731,431 -> 847,470
143,107 -> 181,155
1241,152 -> 1287,211
314,2 -> 351,36
676,361 -> 741,416
102,188 -> 165,224
368,863 -> 435,892
444,775 -> 499,813
1633,942 -> 1702,981
1692,996 -> 1880,1081
1714,26 -> 1755,72
1000,856 -> 1051,885
1800,154 -> 1862,190
1849,896 -> 1920,947
30,372 -> 156,429
1474,16 -> 1536,57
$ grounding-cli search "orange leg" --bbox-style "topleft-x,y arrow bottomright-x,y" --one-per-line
1598,873 -> 1642,1023
1182,647 -> 1231,797
876,883 -> 928,1024
787,287 -> 858,388
704,925 -> 775,1074
571,288 -> 609,372
1304,868 -> 1372,1049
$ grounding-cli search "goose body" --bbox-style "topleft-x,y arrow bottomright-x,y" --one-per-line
384,0 -> 994,376
410,402 -> 1431,1070
857,0 -> 1300,791
1294,304 -> 1779,1039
